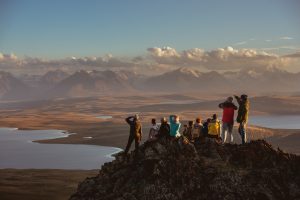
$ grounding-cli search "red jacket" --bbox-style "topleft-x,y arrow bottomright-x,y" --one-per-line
219,102 -> 237,124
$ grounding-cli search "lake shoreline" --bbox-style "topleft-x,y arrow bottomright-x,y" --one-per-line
0,120 -> 299,200
0,128 -> 123,170
0,119 -> 299,149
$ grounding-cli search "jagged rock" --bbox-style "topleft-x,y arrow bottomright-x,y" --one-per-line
70,138 -> 300,200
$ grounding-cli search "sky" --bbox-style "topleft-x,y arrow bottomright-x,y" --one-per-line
0,0 -> 300,74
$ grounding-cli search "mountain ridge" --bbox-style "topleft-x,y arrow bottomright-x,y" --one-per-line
70,138 -> 300,200
1,67 -> 300,100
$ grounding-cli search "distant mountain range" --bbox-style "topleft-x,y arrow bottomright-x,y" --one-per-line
1,67 -> 300,100
0,71 -> 32,100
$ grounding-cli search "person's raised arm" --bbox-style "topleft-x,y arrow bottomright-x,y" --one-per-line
125,116 -> 134,125
218,103 -> 224,109
234,95 -> 242,105
233,104 -> 238,110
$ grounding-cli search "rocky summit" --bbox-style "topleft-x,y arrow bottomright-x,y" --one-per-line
70,137 -> 300,200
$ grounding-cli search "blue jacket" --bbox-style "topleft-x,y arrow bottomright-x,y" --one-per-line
169,115 -> 181,137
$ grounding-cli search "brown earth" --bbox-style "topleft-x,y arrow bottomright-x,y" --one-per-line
0,94 -> 299,200
0,169 -> 98,200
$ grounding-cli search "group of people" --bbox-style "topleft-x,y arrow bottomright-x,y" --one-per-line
124,94 -> 249,155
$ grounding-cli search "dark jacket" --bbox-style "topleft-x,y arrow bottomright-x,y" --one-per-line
219,102 -> 237,124
126,117 -> 142,137
183,126 -> 193,140
235,97 -> 250,123
157,122 -> 170,138
202,122 -> 209,137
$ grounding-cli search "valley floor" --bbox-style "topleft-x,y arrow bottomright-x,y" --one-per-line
0,169 -> 98,200
0,94 -> 300,200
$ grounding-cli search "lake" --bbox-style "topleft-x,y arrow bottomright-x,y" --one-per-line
96,115 -> 113,119
249,115 -> 300,129
0,128 -> 122,170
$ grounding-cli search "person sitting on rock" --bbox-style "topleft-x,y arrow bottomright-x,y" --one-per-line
208,114 -> 222,142
169,115 -> 181,138
148,118 -> 160,141
192,117 -> 203,140
156,117 -> 170,139
124,114 -> 142,155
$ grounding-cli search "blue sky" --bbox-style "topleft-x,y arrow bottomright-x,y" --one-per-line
0,0 -> 299,58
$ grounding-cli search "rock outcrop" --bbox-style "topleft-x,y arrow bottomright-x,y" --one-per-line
70,138 -> 300,200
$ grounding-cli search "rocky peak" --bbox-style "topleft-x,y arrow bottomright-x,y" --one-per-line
70,138 -> 300,200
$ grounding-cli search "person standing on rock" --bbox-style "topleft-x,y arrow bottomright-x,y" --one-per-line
169,115 -> 181,137
219,97 -> 238,143
124,114 -> 142,154
202,118 -> 211,137
183,121 -> 194,141
156,117 -> 170,139
193,117 -> 203,140
208,114 -> 222,143
148,118 -> 160,141
234,94 -> 250,144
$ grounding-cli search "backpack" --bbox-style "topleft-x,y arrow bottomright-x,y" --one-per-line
202,122 -> 209,137
208,121 -> 221,136
192,127 -> 200,138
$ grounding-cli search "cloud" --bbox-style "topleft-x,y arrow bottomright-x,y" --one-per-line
0,53 -> 18,61
280,36 -> 294,40
147,46 -> 289,70
0,52 -> 147,75
1,46 -> 300,74
147,47 -> 180,58
265,39 -> 272,42
233,41 -> 247,46
283,52 -> 300,58
261,46 -> 300,51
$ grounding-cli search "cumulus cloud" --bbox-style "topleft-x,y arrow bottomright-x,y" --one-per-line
146,46 -> 290,70
0,52 -> 147,75
1,46 -> 300,75
0,53 -> 18,61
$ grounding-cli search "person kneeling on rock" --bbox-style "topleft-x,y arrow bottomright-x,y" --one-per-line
124,114 -> 142,155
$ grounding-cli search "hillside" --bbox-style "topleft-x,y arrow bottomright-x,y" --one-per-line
70,138 -> 300,200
